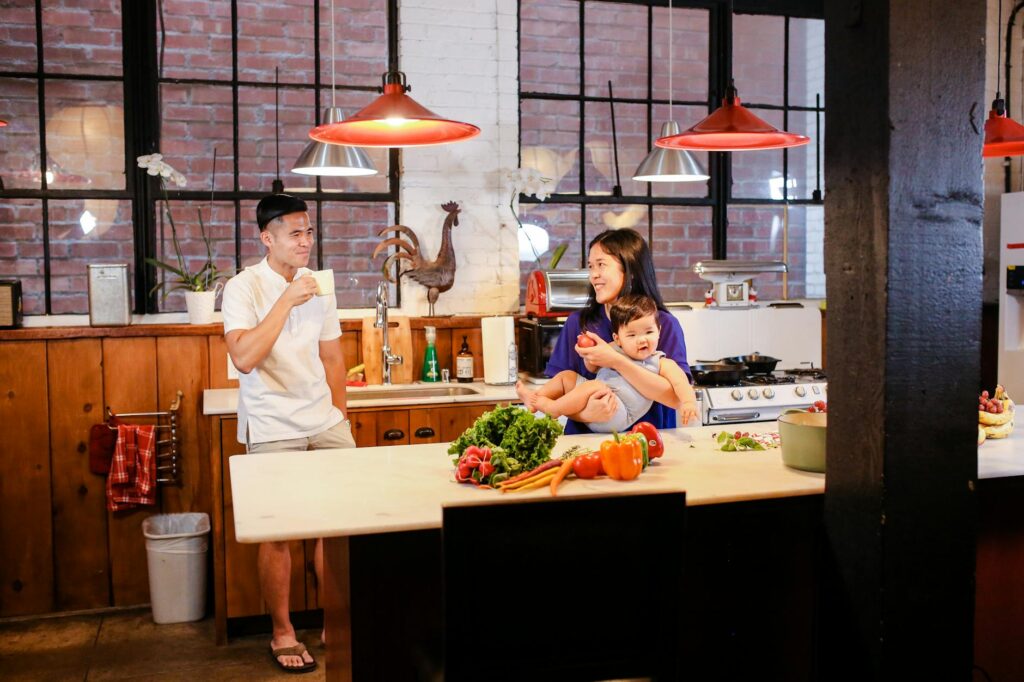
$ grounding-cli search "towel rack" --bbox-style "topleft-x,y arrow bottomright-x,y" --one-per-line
105,390 -> 183,485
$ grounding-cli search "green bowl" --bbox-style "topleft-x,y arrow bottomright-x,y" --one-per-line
778,409 -> 827,473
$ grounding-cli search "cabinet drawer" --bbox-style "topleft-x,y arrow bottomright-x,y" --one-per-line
409,408 -> 442,444
376,410 -> 410,445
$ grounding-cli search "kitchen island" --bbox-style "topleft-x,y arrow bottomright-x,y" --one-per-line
228,424 -> 1024,681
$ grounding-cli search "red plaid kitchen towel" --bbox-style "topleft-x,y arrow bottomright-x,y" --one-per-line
106,424 -> 157,511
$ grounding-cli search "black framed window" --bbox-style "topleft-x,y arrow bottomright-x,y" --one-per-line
0,0 -> 399,314
518,0 -> 825,302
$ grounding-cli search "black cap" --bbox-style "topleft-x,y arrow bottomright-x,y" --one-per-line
256,193 -> 308,231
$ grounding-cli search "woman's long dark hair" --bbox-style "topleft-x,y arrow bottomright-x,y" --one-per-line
579,228 -> 667,329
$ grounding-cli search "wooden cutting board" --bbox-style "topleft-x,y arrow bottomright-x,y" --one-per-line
361,316 -> 414,384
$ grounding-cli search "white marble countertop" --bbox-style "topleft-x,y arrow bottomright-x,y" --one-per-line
203,381 -> 520,415
229,423 -> 1024,544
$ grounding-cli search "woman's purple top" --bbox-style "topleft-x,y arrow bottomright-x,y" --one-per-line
545,308 -> 692,434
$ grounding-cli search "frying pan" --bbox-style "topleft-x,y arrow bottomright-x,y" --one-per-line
691,362 -> 748,385
723,353 -> 781,375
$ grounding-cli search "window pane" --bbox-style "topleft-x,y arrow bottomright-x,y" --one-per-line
648,103 -> 711,199
585,204 -> 648,242
315,88 -> 390,195
0,199 -> 46,314
584,1 -> 648,99
159,0 -> 232,81
0,78 -> 41,191
0,1 -> 37,71
726,204 -> 799,301
652,206 -> 712,303
788,18 -> 824,108
730,108 -> 784,200
517,203 -> 582,304
797,204 -> 825,298
238,85 -> 318,193
237,0 -> 315,85
45,80 -> 125,190
42,0 -> 122,76
583,101 -> 647,197
160,84 -> 235,192
322,202 -> 393,309
652,6 -> 708,105
520,0 -> 580,95
239,200 -> 267,269
521,98 -> 580,195
785,109 -> 824,201
732,13 -> 783,107
49,199 -> 134,314
319,0 -> 388,87
155,201 -> 237,313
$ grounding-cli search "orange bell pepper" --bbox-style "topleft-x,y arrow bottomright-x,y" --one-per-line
599,432 -> 644,481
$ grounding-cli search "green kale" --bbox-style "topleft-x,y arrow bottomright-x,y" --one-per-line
498,410 -> 563,470
446,404 -> 563,476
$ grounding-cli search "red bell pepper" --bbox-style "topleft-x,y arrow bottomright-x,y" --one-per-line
630,421 -> 664,459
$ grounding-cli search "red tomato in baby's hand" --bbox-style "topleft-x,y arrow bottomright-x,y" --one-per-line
577,333 -> 597,348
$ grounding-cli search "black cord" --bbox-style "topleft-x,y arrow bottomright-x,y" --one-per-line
272,67 -> 283,194
608,80 -> 622,198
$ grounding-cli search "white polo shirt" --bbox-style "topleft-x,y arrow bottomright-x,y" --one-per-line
221,257 -> 343,444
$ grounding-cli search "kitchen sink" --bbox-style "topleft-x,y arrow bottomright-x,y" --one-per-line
352,386 -> 482,401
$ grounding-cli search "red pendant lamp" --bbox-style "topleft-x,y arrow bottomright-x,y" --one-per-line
308,71 -> 480,148
983,0 -> 1024,157
657,79 -> 809,151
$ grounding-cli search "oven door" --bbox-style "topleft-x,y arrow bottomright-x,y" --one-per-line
517,318 -> 566,376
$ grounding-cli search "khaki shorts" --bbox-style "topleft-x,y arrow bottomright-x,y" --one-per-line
246,419 -> 357,454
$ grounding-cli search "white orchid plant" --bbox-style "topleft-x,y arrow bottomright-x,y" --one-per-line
506,167 -> 567,269
139,152 -> 227,298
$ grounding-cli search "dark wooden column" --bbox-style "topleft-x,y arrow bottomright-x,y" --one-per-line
822,1 -> 984,679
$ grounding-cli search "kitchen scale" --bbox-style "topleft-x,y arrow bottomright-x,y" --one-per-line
693,260 -> 788,308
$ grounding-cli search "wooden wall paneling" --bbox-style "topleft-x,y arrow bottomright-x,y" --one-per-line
351,410 -> 378,448
222,422 -> 263,617
102,337 -> 158,606
439,404 -> 492,442
207,334 -> 238,390
157,336 -> 211,515
341,332 -> 359,372
0,341 -> 54,616
451,327 -> 483,379
47,339 -> 110,611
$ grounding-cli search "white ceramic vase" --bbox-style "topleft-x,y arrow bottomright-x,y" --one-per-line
184,283 -> 222,325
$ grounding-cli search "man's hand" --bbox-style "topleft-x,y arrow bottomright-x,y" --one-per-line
575,387 -> 620,423
679,400 -> 698,425
282,275 -> 319,308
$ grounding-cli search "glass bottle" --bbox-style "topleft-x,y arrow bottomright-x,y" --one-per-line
422,326 -> 440,382
456,335 -> 474,383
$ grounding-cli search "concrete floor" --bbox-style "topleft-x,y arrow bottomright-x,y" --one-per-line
0,609 -> 325,681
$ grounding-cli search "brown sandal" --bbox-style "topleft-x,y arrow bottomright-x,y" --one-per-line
270,642 -> 317,674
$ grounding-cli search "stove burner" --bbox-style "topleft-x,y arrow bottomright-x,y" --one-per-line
784,368 -> 827,380
742,374 -> 796,385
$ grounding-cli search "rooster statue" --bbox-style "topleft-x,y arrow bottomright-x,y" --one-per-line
372,201 -> 460,316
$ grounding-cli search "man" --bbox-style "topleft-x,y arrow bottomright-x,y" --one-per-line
222,193 -> 355,674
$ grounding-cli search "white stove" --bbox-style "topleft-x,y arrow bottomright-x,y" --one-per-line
694,371 -> 827,426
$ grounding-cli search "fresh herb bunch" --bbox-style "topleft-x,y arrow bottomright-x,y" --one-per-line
448,404 -> 563,480
715,431 -> 769,451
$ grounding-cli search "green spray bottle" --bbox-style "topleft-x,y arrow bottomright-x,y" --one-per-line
422,325 -> 440,382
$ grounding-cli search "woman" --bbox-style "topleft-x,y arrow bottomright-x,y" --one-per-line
545,228 -> 695,434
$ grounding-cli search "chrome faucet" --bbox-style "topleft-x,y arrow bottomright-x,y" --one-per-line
374,281 -> 403,385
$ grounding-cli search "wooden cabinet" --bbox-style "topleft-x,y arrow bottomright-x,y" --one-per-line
211,400 -> 512,642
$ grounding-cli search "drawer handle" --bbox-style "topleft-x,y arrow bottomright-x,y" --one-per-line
414,427 -> 435,438
383,429 -> 405,441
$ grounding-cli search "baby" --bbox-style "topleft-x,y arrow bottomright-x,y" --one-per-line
516,295 -> 697,432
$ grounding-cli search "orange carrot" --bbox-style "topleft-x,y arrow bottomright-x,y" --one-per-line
549,458 -> 575,497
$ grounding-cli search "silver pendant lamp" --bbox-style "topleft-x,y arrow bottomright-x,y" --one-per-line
291,0 -> 377,177
632,0 -> 708,182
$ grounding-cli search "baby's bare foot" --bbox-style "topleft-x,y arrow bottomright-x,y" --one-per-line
532,395 -> 559,418
515,381 -> 536,410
